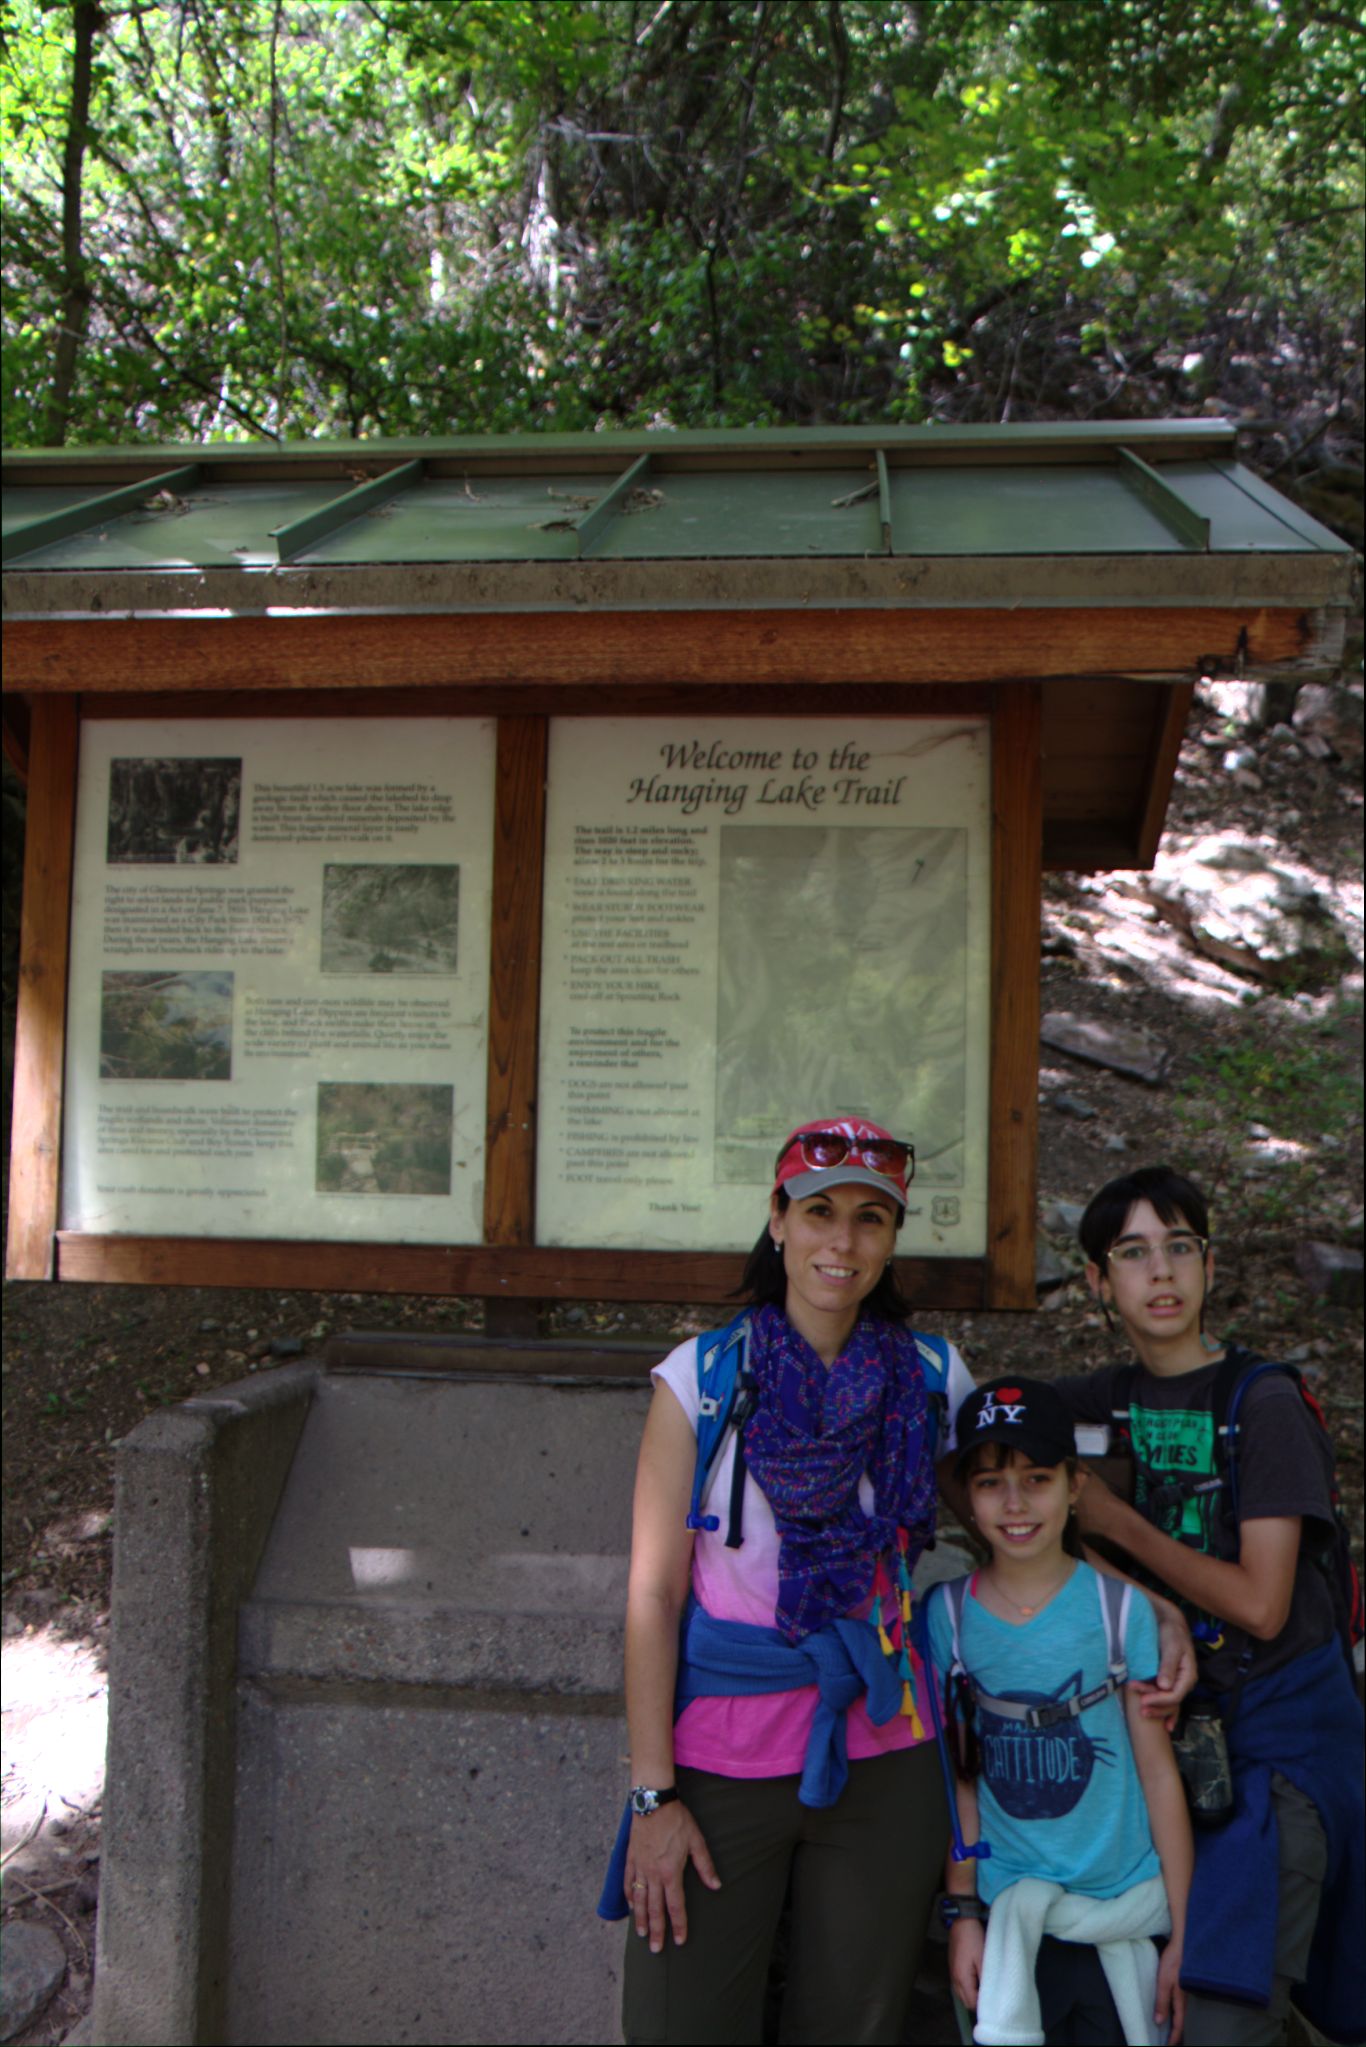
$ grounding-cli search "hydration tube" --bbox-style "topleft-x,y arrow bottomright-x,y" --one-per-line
914,1609 -> 991,1866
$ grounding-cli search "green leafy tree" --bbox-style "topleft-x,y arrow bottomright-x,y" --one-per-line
2,0 -> 1361,463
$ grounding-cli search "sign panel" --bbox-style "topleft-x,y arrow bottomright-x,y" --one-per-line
61,717 -> 496,1243
537,717 -> 990,1254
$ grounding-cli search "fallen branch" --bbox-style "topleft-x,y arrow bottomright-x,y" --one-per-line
3,1871 -> 89,1961
1,1801 -> 47,1867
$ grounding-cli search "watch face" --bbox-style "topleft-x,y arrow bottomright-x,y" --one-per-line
631,1790 -> 655,1816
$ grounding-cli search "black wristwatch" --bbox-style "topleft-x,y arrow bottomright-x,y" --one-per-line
939,1893 -> 989,1929
629,1785 -> 680,1818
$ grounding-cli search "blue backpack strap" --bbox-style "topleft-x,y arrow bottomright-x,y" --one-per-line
912,1331 -> 951,1461
687,1311 -> 751,1537
1218,1355 -> 1285,1523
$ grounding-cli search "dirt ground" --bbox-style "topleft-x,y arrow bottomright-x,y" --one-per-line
2,681 -> 1362,2044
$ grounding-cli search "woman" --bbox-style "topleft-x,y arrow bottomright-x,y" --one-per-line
610,1116 -> 977,2045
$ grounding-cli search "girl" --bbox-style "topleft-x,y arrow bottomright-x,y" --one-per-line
928,1377 -> 1192,2047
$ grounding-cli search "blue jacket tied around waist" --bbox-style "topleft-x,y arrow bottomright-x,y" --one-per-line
1180,1638 -> 1364,2043
597,1598 -> 903,1920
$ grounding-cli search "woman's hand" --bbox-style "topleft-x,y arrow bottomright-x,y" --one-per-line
948,1917 -> 985,2013
626,1802 -> 721,1953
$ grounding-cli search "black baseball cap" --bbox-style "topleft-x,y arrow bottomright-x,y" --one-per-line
954,1377 -> 1075,1473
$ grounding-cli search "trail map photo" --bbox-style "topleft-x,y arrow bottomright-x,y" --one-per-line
715,825 -> 968,1186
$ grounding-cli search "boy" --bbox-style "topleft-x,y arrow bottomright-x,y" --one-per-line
1053,1165 -> 1364,2047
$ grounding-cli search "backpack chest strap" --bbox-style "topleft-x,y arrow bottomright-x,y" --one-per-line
963,1667 -> 1129,1730
942,1571 -> 1131,1731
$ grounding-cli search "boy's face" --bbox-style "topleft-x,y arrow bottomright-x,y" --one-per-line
1086,1197 -> 1213,1346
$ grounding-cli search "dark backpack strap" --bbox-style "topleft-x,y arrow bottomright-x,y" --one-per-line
723,1366 -> 759,1549
1215,1353 -> 1285,1524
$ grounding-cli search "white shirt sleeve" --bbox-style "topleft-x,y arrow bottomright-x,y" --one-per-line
651,1335 -> 701,1434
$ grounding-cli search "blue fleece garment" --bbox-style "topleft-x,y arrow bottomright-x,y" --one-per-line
1180,1638 -> 1364,2043
596,1599 -> 902,1920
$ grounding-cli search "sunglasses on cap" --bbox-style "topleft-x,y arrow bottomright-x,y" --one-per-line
775,1128 -> 916,1181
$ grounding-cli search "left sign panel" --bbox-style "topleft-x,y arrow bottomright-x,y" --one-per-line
61,717 -> 496,1244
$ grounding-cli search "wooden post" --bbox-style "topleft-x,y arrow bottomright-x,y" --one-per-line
1134,681 -> 1195,867
6,695 -> 79,1279
986,684 -> 1042,1309
483,716 -> 547,1251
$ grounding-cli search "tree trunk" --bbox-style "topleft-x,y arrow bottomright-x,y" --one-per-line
43,0 -> 100,447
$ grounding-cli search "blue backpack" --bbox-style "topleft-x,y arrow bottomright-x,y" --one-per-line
685,1309 -> 953,1548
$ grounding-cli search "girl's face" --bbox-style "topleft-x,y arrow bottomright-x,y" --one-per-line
770,1182 -> 898,1329
1089,1197 -> 1213,1347
967,1450 -> 1079,1563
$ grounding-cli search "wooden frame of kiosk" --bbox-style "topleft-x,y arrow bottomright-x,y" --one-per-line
4,424 -> 1353,1319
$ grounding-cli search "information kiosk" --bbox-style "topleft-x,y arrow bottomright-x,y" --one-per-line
4,424 -> 1354,2047
5,422 -> 1352,1317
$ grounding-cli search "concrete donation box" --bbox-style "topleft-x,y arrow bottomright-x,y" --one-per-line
93,1350 -> 654,2046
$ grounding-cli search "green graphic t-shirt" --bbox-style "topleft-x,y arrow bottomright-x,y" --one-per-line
1055,1349 -> 1337,1693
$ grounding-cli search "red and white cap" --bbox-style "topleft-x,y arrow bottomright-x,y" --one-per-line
771,1116 -> 912,1211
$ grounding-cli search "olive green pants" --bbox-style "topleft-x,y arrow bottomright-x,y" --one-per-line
622,1743 -> 949,2046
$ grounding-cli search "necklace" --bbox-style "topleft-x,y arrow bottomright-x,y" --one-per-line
988,1565 -> 1073,1620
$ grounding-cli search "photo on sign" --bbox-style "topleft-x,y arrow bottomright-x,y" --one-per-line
106,756 -> 241,865
99,970 -> 234,1081
315,1081 -> 454,1196
714,824 -> 968,1185
320,863 -> 460,976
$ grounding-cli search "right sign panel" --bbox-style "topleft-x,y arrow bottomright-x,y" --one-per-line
536,716 -> 991,1256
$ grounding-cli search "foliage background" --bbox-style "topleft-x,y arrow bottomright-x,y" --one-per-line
2,0 -> 1362,537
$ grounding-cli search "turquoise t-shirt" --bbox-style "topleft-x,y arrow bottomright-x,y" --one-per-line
926,1563 -> 1161,1904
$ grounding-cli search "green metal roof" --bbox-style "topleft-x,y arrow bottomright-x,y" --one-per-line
2,424 -> 1353,615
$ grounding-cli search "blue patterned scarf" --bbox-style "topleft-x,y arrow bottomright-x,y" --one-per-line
742,1303 -> 938,1644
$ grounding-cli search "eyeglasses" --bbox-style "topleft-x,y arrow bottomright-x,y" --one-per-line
777,1130 -> 916,1181
1106,1234 -> 1208,1268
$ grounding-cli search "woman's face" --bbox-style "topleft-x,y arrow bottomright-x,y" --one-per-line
769,1182 -> 899,1329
